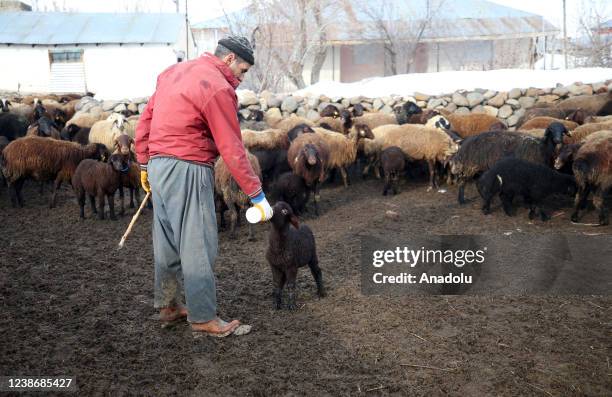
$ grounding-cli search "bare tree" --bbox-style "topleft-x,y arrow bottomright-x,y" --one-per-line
575,0 -> 611,67
220,0 -> 338,91
355,0 -> 445,75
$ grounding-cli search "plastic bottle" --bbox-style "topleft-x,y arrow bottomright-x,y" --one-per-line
246,206 -> 271,224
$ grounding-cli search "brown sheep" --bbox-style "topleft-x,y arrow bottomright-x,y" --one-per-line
319,104 -> 341,118
558,91 -> 611,115
313,124 -> 374,187
567,130 -> 612,225
274,115 -> 315,133
380,124 -> 459,190
517,106 -> 566,127
316,110 -> 353,134
214,150 -> 262,240
564,120 -> 612,144
72,153 -> 130,220
352,113 -> 398,130
287,133 -> 330,215
520,117 -> 578,131
2,136 -> 110,208
438,112 -> 506,138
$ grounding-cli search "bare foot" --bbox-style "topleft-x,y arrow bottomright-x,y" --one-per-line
191,318 -> 240,337
159,306 -> 188,323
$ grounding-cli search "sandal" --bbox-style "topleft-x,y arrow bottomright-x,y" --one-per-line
191,319 -> 250,338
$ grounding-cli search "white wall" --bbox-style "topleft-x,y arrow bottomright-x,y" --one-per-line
0,46 -> 51,92
84,45 -> 177,99
0,44 -> 184,99
301,45 -> 341,86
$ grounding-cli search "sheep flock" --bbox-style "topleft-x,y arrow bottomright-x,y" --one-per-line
1,89 -> 612,232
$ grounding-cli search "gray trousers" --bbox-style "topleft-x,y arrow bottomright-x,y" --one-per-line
148,157 -> 218,323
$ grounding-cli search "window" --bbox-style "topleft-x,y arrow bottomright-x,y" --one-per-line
49,50 -> 83,63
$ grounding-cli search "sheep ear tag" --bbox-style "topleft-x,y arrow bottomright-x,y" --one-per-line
281,209 -> 288,215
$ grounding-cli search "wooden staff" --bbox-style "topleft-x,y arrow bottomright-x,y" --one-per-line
117,191 -> 151,249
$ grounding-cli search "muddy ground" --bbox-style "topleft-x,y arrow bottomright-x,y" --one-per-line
0,171 -> 610,396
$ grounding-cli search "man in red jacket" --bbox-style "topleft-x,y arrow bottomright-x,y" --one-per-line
136,36 -> 272,337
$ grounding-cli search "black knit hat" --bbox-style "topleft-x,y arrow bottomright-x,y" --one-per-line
218,36 -> 255,65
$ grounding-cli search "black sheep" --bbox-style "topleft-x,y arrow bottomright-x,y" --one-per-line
380,146 -> 405,196
0,113 -> 28,141
266,201 -> 325,310
319,104 -> 340,118
477,158 -> 577,221
272,172 -> 310,215
451,122 -> 570,204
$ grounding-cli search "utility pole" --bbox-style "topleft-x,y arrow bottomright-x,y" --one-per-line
185,0 -> 189,59
563,0 -> 568,69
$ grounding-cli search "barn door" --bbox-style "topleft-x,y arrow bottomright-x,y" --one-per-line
49,49 -> 86,93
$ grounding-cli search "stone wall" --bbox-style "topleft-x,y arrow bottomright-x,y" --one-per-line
63,79 -> 612,128
237,80 -> 612,130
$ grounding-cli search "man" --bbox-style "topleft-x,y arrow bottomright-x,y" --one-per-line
135,36 -> 273,337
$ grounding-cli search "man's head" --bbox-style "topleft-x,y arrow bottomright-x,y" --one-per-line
215,36 -> 254,82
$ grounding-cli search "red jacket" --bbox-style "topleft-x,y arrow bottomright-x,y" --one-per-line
135,53 -> 262,198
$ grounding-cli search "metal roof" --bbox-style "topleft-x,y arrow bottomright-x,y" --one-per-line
0,12 -> 183,45
193,0 -> 559,42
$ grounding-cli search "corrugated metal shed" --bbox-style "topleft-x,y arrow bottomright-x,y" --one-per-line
193,0 -> 559,42
0,12 -> 183,45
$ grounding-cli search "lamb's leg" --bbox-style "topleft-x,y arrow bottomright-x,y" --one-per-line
457,178 -> 466,204
383,172 -> 390,196
118,187 -> 125,216
270,265 -> 285,310
427,159 -> 438,191
313,182 -> 320,216
285,266 -> 299,311
97,194 -> 105,220
49,178 -> 62,208
481,194 -> 493,215
374,157 -> 381,179
500,192 -> 515,216
308,255 -> 326,298
129,187 -> 135,208
340,166 -> 350,187
571,185 -> 590,222
89,195 -> 97,214
108,194 -> 117,220
247,222 -> 255,242
593,188 -> 609,226
228,202 -> 238,239
77,190 -> 85,219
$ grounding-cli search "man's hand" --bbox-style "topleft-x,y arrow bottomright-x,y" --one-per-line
251,192 -> 273,221
140,169 -> 151,193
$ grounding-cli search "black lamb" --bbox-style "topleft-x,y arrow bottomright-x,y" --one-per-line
272,172 -> 310,215
266,201 -> 325,310
477,158 -> 577,221
380,146 -> 405,196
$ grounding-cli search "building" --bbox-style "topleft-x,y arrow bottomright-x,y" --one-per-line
0,0 -> 31,12
0,11 -> 196,98
192,0 -> 559,88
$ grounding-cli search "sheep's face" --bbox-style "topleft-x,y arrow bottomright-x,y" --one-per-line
545,122 -> 569,150
0,99 -> 10,112
287,124 -> 314,142
114,134 -> 134,156
427,115 -> 451,131
247,109 -> 264,122
355,124 -> 374,139
300,144 -> 320,167
271,201 -> 299,230
340,110 -> 353,130
94,144 -> 111,162
566,109 -> 586,125
320,105 -> 340,118
403,101 -> 422,116
109,153 -> 130,173
554,144 -> 580,170
351,104 -> 364,117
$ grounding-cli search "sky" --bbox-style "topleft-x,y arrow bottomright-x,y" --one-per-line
22,0 -> 611,36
